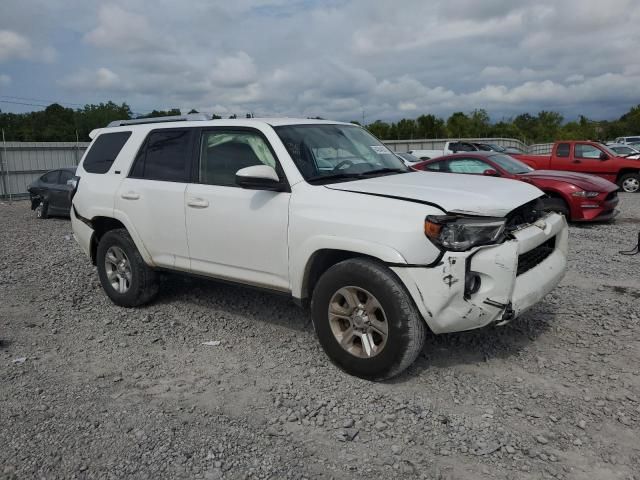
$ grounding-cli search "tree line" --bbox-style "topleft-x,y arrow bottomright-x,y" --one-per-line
1,101 -> 639,144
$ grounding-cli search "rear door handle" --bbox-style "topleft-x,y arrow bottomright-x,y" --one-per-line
187,198 -> 209,208
572,160 -> 581,164
121,192 -> 140,200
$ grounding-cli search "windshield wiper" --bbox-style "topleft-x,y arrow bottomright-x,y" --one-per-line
306,172 -> 367,183
361,167 -> 408,176
307,168 -> 408,184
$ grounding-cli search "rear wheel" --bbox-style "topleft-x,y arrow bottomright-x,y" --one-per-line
619,173 -> 640,193
35,201 -> 48,219
311,258 -> 427,380
96,228 -> 158,307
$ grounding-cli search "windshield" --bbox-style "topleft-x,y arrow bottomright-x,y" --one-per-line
275,124 -> 408,183
489,154 -> 534,174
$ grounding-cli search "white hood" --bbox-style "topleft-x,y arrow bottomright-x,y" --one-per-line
325,171 -> 543,217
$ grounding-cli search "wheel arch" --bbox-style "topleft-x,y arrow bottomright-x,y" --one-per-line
617,169 -> 640,184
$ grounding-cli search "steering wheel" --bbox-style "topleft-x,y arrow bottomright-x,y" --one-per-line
333,159 -> 354,171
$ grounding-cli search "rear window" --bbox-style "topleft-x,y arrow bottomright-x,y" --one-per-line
83,132 -> 132,174
130,129 -> 193,182
556,143 -> 570,157
41,171 -> 59,183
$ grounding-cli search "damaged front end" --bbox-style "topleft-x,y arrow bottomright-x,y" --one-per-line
391,200 -> 568,334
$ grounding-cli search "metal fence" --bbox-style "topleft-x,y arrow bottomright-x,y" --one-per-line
383,137 -> 529,153
0,142 -> 90,199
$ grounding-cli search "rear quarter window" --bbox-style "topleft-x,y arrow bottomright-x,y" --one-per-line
83,132 -> 132,174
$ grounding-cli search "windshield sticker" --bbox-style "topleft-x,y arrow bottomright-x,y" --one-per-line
370,145 -> 388,154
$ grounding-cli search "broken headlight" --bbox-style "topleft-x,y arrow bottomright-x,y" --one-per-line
424,215 -> 506,252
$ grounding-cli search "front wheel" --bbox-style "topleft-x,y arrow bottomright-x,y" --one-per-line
311,258 -> 427,380
619,173 -> 640,193
542,197 -> 570,219
96,228 -> 158,307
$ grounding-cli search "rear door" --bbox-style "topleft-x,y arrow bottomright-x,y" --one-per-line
115,128 -> 195,269
50,169 -> 74,212
184,127 -> 290,291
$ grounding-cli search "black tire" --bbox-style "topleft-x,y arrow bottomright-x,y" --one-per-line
618,172 -> 640,193
35,201 -> 48,219
311,258 -> 427,381
96,228 -> 158,307
542,197 -> 570,219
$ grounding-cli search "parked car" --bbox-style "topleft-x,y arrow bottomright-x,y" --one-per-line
413,153 -> 619,222
408,141 -> 479,160
27,167 -> 76,218
395,152 -> 422,166
471,143 -> 525,154
608,143 -> 640,159
615,136 -> 640,145
513,141 -> 640,193
71,115 -> 567,380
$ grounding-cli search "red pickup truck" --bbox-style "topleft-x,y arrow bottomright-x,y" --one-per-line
514,141 -> 640,193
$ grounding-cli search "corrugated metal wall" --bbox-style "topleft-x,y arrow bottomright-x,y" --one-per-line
0,142 -> 90,198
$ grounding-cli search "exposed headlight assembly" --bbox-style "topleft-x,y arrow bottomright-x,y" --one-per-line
424,215 -> 506,252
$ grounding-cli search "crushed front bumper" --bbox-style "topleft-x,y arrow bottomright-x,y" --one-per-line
392,213 -> 568,334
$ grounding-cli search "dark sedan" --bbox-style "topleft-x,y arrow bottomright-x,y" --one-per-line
27,167 -> 76,219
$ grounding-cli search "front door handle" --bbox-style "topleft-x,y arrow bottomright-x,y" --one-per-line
121,191 -> 140,200
187,198 -> 209,208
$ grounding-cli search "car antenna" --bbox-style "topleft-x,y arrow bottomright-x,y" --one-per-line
619,231 -> 640,255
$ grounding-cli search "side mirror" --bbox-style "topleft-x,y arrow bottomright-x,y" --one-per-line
483,169 -> 500,176
235,165 -> 286,191
599,152 -> 609,160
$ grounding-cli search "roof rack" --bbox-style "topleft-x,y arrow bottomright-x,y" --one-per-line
107,113 -> 212,127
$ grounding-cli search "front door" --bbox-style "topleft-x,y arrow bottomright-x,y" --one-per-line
185,128 -> 290,291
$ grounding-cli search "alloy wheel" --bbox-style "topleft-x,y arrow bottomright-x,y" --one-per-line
622,177 -> 640,193
328,286 -> 389,358
105,246 -> 132,294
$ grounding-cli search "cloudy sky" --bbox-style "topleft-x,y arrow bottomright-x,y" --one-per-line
1,0 -> 639,122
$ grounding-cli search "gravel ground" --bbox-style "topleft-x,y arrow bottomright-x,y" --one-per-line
1,195 -> 639,480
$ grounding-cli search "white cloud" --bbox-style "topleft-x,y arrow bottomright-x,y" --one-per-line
210,52 -> 257,87
0,30 -> 32,62
2,0 -> 640,120
0,73 -> 11,86
84,4 -> 157,52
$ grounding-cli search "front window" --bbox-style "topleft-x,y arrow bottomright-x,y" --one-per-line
489,154 -> 533,174
275,124 -> 407,183
575,144 -> 603,159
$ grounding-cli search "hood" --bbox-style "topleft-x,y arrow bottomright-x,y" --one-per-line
521,170 -> 618,191
325,171 -> 543,217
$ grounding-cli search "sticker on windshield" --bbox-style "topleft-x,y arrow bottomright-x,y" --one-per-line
370,145 -> 388,154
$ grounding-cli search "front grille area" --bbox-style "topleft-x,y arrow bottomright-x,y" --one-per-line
517,237 -> 556,276
605,191 -> 618,202
506,198 -> 545,232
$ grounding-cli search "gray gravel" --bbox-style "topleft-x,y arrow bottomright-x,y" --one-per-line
1,194 -> 640,479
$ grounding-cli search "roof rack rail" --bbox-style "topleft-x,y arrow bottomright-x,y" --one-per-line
107,113 -> 212,127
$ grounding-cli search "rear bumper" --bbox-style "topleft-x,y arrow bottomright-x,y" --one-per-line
70,206 -> 94,259
393,213 -> 568,334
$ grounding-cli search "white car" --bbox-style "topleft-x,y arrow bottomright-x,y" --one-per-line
615,136 -> 640,145
408,141 -> 480,160
71,115 -> 568,380
608,143 -> 640,159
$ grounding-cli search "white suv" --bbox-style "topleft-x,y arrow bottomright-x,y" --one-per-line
71,115 -> 568,380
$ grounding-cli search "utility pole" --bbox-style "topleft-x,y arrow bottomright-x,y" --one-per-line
1,129 -> 10,202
